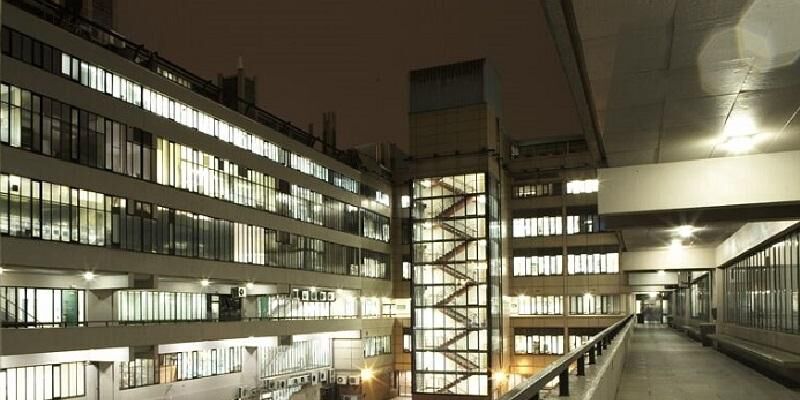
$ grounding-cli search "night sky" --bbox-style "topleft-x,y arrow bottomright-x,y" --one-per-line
115,0 -> 580,150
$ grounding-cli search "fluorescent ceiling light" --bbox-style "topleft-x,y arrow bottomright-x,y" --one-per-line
675,225 -> 696,239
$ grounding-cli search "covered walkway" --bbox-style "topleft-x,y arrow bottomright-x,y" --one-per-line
616,325 -> 800,400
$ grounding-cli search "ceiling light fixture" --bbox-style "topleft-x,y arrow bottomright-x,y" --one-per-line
200,279 -> 210,287
82,271 -> 95,281
657,270 -> 665,276
675,225 -> 696,239
246,282 -> 255,290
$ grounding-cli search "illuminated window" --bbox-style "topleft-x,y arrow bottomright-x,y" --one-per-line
0,362 -> 86,398
403,329 -> 412,352
569,295 -> 621,315
513,254 -> 562,276
363,336 -> 391,358
1,26 -> 363,196
402,261 -> 412,280
513,183 -> 558,198
514,329 -> 564,354
0,172 -> 389,280
566,179 -> 599,194
260,339 -> 330,377
0,82 -> 389,242
566,250 -> 619,275
516,295 -> 563,315
0,286 -> 86,327
513,216 -> 562,237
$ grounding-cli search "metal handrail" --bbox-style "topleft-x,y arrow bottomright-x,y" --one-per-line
499,314 -> 634,400
0,314 -> 382,329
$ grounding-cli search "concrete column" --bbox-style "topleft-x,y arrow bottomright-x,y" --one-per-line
97,362 -> 114,400
87,290 -> 114,322
242,296 -> 258,320
714,268 -> 724,323
240,346 -> 260,389
85,363 -> 99,400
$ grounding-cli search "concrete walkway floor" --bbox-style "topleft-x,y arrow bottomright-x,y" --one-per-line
616,325 -> 800,400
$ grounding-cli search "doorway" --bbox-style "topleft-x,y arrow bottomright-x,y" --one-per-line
635,293 -> 664,324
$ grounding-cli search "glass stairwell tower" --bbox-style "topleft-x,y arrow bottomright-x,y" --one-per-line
407,59 -> 507,398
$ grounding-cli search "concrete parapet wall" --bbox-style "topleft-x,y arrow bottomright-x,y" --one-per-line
543,319 -> 634,400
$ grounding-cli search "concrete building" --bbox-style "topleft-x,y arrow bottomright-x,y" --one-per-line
1,1 -> 394,399
3,0 -> 800,400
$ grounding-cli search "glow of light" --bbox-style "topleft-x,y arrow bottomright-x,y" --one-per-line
360,368 -> 374,382
657,270 -> 665,276
649,292 -> 658,299
721,135 -> 758,153
670,238 -> 682,249
246,282 -> 254,290
82,271 -> 95,281
200,279 -> 210,287
0,267 -> 4,275
724,115 -> 757,137
675,225 -> 696,239
419,179 -> 432,188
583,292 -> 592,299
720,115 -> 760,154
493,371 -> 507,383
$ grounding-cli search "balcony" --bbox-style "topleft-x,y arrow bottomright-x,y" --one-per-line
0,317 -> 394,355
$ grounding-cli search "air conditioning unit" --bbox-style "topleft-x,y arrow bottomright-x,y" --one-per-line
291,377 -> 300,386
348,376 -> 361,385
312,374 -> 317,383
279,380 -> 286,389
336,375 -> 347,385
319,371 -> 328,382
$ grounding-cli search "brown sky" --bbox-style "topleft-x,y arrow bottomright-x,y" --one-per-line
115,0 -> 581,150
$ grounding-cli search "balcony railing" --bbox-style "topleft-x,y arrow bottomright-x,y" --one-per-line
499,314 -> 634,400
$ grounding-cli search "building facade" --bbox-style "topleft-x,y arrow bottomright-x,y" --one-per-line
14,1 -> 799,400
1,1 -> 395,399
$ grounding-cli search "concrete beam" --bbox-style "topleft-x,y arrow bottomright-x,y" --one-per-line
716,221 -> 800,265
620,247 -> 716,271
628,271 -> 679,286
599,151 -> 800,226
541,0 -> 606,165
